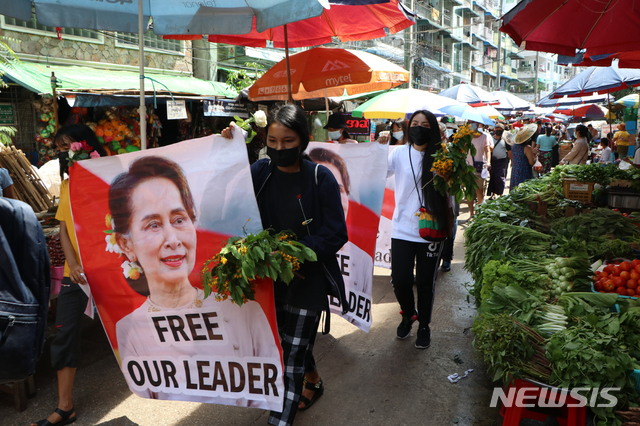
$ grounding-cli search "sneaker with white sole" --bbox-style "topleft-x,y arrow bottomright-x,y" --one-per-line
396,315 -> 416,339
415,326 -> 431,349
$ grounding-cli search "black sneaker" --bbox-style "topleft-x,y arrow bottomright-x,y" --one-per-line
441,261 -> 451,272
396,315 -> 416,340
415,326 -> 431,349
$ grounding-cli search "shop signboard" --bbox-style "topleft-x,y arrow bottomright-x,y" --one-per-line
0,103 -> 15,125
166,100 -> 187,120
343,114 -> 369,135
204,99 -> 254,118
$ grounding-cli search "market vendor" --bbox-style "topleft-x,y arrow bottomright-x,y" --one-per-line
561,124 -> 590,165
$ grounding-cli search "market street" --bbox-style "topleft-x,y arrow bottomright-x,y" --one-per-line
1,207 -> 501,426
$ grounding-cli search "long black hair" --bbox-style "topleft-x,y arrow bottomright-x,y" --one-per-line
408,110 -> 452,237
268,104 -> 310,152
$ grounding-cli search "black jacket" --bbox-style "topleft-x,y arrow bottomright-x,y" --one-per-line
251,158 -> 349,317
0,198 -> 50,383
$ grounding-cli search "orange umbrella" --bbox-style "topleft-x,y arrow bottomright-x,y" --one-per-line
247,47 -> 409,102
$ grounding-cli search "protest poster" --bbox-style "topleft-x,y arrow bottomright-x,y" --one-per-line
374,145 -> 397,270
69,132 -> 284,410
307,142 -> 387,332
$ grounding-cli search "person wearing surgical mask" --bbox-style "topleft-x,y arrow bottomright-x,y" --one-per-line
324,112 -> 358,144
389,118 -> 409,145
221,105 -> 348,426
465,121 -> 492,217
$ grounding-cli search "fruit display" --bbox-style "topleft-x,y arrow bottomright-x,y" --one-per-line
592,259 -> 640,297
46,233 -> 66,267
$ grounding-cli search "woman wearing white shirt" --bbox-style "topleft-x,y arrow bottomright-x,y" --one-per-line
597,139 -> 612,164
387,110 -> 453,350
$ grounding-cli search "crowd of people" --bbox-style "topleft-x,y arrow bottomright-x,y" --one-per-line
14,105 -> 640,426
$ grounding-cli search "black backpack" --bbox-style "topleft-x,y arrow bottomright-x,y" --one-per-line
0,198 -> 50,383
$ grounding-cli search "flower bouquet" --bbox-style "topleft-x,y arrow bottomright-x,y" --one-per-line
432,124 -> 480,204
233,110 -> 268,144
200,228 -> 317,306
68,140 -> 100,166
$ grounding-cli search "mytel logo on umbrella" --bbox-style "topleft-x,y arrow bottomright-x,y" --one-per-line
322,60 -> 350,72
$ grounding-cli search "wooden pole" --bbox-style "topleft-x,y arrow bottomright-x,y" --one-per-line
50,72 -> 59,132
284,24 -> 293,104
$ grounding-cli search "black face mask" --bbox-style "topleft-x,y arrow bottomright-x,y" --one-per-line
267,146 -> 300,167
409,126 -> 431,146
58,151 -> 69,179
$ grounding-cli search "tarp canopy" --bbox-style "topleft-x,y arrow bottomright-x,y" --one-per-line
0,61 -> 237,98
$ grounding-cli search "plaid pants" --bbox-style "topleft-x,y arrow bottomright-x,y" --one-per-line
268,305 -> 321,426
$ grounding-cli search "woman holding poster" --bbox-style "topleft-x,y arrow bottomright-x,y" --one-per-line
32,125 -> 107,426
223,104 -> 348,426
109,156 -> 280,409
387,110 -> 453,350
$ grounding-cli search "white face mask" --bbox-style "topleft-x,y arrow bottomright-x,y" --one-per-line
328,130 -> 342,140
470,123 -> 478,131
446,129 -> 454,138
392,130 -> 404,140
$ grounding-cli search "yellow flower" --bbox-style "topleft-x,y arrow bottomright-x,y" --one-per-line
221,256 -> 227,265
105,213 -> 112,229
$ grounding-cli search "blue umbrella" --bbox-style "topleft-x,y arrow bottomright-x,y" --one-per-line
439,104 -> 495,126
438,83 -> 499,105
3,0 -> 328,35
549,64 -> 640,98
537,93 -> 612,107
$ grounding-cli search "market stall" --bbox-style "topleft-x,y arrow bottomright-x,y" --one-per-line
465,163 -> 640,425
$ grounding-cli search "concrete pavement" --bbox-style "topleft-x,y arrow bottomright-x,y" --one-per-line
1,207 -> 501,426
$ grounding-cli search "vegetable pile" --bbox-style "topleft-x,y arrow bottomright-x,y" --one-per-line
465,164 -> 640,425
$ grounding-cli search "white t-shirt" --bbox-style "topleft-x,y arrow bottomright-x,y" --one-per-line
600,147 -> 612,163
387,144 -> 428,244
634,147 -> 640,165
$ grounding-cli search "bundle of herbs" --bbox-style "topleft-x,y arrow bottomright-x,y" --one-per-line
546,310 -> 640,426
472,313 -> 552,383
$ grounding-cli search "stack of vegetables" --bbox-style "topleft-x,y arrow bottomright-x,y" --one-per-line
465,167 -> 640,426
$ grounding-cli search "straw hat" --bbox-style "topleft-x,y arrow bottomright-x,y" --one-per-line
503,132 -> 516,146
515,123 -> 538,144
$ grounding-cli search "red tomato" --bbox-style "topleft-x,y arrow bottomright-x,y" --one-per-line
613,276 -> 626,287
621,261 -> 632,272
604,265 -> 614,274
595,281 -> 604,291
600,271 -> 610,279
621,271 -> 631,281
636,264 -> 640,274
604,280 -> 616,292
632,259 -> 640,269
617,287 -> 628,295
627,279 -> 638,289
631,271 -> 640,281
613,266 -> 622,276
627,288 -> 636,296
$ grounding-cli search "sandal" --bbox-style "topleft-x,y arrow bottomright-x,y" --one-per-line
33,407 -> 77,426
298,378 -> 324,411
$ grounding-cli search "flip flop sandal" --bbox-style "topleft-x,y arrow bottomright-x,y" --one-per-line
34,407 -> 77,426
298,378 -> 324,411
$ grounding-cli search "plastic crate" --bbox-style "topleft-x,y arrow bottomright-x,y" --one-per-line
562,178 -> 594,203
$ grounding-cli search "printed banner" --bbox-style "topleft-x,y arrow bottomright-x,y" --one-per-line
307,142 -> 388,332
69,133 -> 284,410
374,146 -> 397,270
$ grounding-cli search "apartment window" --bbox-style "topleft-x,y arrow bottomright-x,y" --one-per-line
2,9 -> 102,43
117,32 -> 183,54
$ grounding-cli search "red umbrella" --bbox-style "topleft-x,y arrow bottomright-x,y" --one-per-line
191,1 -> 415,48
166,0 -> 415,103
559,52 -> 640,69
500,0 -> 640,57
553,104 -> 607,119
